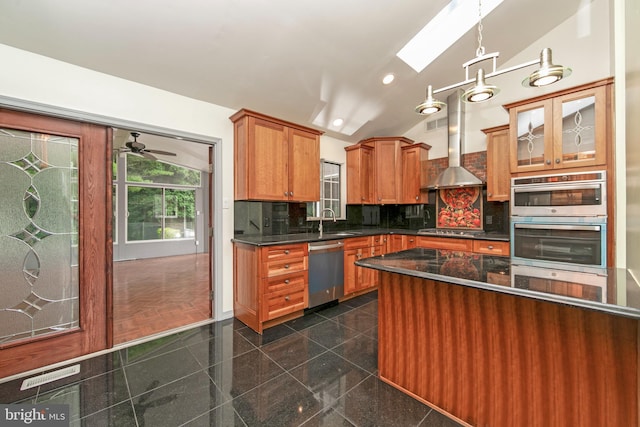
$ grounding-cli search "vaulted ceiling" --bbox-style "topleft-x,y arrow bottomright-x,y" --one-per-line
0,0 -> 591,142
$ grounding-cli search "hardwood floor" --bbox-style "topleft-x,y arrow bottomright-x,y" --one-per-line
113,253 -> 211,344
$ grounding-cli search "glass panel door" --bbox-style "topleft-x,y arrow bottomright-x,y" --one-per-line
0,128 -> 79,345
0,109 -> 108,379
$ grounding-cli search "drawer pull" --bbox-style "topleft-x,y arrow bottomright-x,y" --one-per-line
284,250 -> 289,255
488,245 -> 494,250
284,279 -> 290,284
284,295 -> 290,301
284,264 -> 289,269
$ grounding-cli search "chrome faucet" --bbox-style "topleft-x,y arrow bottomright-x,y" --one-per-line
318,208 -> 336,238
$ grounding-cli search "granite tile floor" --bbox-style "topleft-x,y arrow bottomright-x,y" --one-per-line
0,292 -> 464,427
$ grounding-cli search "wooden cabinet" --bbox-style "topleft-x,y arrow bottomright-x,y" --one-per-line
387,234 -> 417,253
344,235 -> 385,296
346,137 -> 426,205
345,144 -> 374,204
472,240 -> 510,256
233,242 -> 308,333
415,236 -> 473,252
231,109 -> 323,202
415,235 -> 509,255
505,78 -> 612,174
400,143 -> 431,204
482,125 -> 510,201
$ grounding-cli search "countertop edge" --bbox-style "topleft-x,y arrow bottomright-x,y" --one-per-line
232,229 -> 510,246
356,257 -> 640,320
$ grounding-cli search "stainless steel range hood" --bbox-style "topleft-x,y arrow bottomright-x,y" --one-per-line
425,90 -> 484,189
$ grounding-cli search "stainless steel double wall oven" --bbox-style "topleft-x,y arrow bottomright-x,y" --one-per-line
510,170 -> 607,273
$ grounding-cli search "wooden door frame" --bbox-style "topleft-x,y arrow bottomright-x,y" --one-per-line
0,108 -> 110,378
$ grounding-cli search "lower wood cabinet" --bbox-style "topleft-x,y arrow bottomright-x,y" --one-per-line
472,240 -> 510,256
233,242 -> 308,333
387,234 -> 417,252
415,235 -> 509,255
344,235 -> 385,296
415,236 -> 473,252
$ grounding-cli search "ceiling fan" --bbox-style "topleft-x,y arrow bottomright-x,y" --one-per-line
119,132 -> 177,160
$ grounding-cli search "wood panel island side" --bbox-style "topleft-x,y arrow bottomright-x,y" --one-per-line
357,248 -> 639,427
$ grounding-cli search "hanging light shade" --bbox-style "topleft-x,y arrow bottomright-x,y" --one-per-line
522,48 -> 572,87
461,68 -> 500,103
415,85 -> 447,115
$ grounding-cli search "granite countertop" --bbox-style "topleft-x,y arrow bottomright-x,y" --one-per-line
356,248 -> 640,320
232,228 -> 510,246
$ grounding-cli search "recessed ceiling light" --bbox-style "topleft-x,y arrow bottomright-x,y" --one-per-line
332,118 -> 344,127
382,73 -> 395,85
397,0 -> 503,73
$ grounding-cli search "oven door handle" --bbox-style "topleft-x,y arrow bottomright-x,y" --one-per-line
513,183 -> 602,193
514,223 -> 602,232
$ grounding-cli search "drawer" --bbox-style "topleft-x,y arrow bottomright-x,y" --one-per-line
263,282 -> 307,321
264,256 -> 307,277
371,234 -> 387,247
415,236 -> 473,252
263,271 -> 307,294
263,243 -> 307,261
344,236 -> 373,250
473,240 -> 510,256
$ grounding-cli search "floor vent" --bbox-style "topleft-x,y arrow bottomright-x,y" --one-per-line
20,364 -> 80,390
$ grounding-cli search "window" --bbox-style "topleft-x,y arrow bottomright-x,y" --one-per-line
124,154 -> 199,242
307,160 -> 341,219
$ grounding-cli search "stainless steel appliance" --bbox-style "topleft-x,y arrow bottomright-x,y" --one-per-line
308,240 -> 344,308
511,263 -> 607,303
511,170 -> 606,217
510,170 -> 607,273
511,217 -> 606,273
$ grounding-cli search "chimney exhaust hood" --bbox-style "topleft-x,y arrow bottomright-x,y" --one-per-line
425,90 -> 484,189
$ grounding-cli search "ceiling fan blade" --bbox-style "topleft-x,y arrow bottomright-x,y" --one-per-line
146,149 -> 177,156
140,151 -> 158,161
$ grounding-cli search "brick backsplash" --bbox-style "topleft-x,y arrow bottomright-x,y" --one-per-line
427,152 -> 487,182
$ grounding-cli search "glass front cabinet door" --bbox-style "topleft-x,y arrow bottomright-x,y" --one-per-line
509,82 -> 610,173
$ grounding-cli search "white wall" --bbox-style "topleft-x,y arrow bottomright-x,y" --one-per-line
0,43 -> 238,317
403,0 -> 613,160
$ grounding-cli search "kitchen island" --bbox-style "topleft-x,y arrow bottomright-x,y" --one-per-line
357,248 -> 639,427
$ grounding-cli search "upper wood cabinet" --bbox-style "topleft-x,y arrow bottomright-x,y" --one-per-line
401,143 -> 431,204
482,124 -> 510,201
504,78 -> 613,174
346,137 -> 428,205
345,144 -> 374,204
231,109 -> 323,202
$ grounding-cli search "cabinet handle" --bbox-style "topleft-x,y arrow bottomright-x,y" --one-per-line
555,158 -> 560,164
284,279 -> 290,284
290,191 -> 294,196
409,239 -> 414,242
284,250 -> 289,255
284,192 -> 288,196
488,245 -> 494,250
285,295 -> 290,301
546,159 -> 551,165
361,197 -> 365,201
488,193 -> 492,197
284,264 -> 289,269
415,196 -> 419,200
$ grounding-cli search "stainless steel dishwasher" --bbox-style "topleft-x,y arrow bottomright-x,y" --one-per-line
308,240 -> 344,309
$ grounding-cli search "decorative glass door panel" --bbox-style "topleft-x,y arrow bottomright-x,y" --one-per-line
559,95 -> 596,162
512,100 -> 553,171
0,128 -> 79,345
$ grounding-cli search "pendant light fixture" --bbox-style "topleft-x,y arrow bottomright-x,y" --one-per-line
415,0 -> 571,116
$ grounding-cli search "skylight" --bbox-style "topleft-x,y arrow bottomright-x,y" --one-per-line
396,0 -> 504,73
